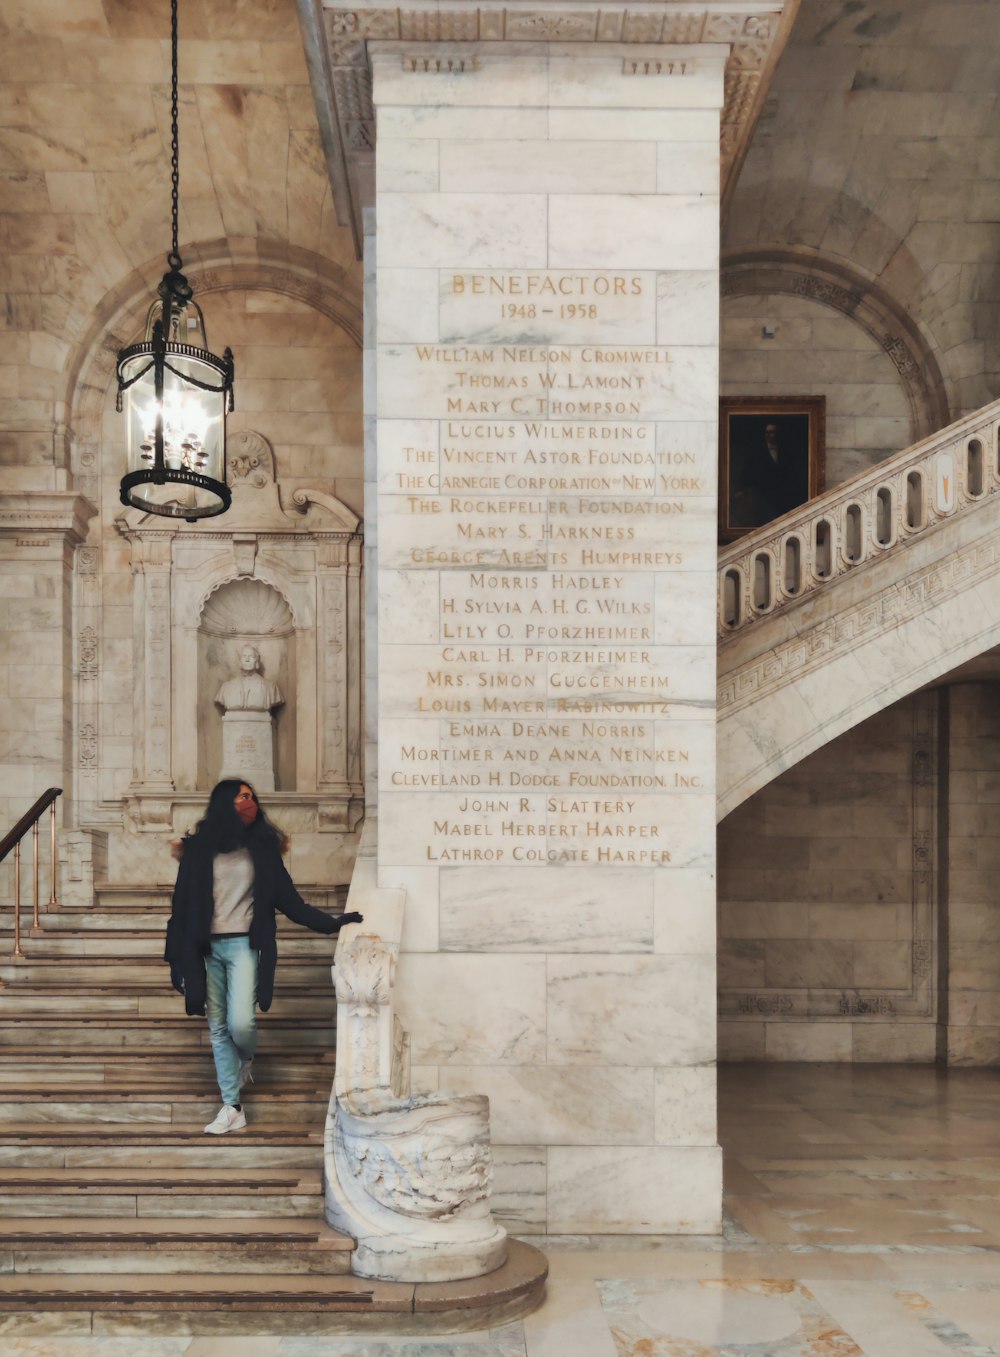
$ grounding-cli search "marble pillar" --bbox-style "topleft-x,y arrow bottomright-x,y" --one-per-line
372,42 -> 722,1233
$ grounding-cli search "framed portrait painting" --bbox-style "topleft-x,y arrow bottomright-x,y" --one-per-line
719,396 -> 826,542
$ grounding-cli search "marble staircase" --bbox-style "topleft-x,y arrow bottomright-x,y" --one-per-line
0,879 -> 545,1334
717,399 -> 1000,816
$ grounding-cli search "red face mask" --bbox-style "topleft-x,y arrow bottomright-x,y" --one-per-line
234,789 -> 258,825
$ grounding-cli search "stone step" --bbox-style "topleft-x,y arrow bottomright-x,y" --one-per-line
0,1124 -> 323,1173
0,1166 -> 324,1219
1,911 -> 340,935
89,883 -> 347,910
0,1051 -> 334,1086
0,1078 -> 330,1099
0,957 -> 336,985
0,990 -> 337,1018
0,929 -> 341,959
0,1216 -> 353,1276
0,1094 -> 329,1125
0,1018 -> 336,1049
0,1239 -> 548,1333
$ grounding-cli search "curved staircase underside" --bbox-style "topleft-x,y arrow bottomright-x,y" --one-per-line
718,401 -> 1000,818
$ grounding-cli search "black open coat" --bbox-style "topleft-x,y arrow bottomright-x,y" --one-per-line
165,833 -> 338,1016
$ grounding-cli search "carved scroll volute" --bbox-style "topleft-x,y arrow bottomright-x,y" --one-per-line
334,935 -> 397,1012
334,935 -> 399,1094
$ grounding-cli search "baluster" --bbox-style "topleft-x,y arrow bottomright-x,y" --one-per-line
32,818 -> 40,933
783,536 -> 801,596
753,553 -> 772,612
905,471 -> 924,530
722,568 -> 742,629
967,438 -> 984,497
844,504 -> 862,563
814,519 -> 832,580
48,800 -> 58,909
12,841 -> 23,960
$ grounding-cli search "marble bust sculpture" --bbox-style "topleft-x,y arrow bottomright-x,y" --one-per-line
216,644 -> 283,791
215,644 -> 284,714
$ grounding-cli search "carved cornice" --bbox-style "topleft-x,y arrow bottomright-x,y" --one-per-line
0,492 -> 97,546
299,0 -> 800,254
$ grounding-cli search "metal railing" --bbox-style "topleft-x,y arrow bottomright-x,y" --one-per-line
718,400 -> 1000,638
0,788 -> 62,962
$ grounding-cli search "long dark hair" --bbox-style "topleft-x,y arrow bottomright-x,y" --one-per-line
190,779 -> 283,856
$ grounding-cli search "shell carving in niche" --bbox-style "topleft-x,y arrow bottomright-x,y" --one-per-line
200,579 -> 294,637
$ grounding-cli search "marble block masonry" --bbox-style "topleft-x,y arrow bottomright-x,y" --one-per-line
371,40 -> 724,1234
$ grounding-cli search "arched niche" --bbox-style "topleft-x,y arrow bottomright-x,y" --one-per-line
721,249 -> 950,443
115,430 -> 364,837
198,579 -> 297,792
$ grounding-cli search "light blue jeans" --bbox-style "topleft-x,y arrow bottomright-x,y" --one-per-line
205,936 -> 258,1107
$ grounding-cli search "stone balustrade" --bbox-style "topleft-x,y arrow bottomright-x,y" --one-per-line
718,401 -> 1000,638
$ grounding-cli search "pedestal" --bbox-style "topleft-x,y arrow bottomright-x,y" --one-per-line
221,710 -> 277,792
372,41 -> 723,1234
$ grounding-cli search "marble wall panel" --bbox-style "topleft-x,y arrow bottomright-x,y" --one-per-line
655,1064 -> 717,1144
547,1145 -> 722,1233
378,105 -> 549,140
548,108 -> 720,142
764,1022 -> 853,1062
546,57 -> 725,111
656,142 -> 720,194
438,270 -> 658,346
439,864 -> 654,951
376,569 -> 440,644
380,788 -> 715,871
375,341 -> 720,423
378,717 -> 714,796
439,140 -> 658,195
653,867 -> 717,954
375,137 -> 439,193
549,195 -> 720,270
547,954 -> 716,1065
376,271 -> 440,344
376,861 -> 441,952
376,639 -> 715,714
375,493 -> 720,573
490,1144 -> 547,1232
653,573 -> 719,645
445,1064 -> 655,1144
657,271 -> 720,345
376,192 -> 548,270
393,952 -> 547,1065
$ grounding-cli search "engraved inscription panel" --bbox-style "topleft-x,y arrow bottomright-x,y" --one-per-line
379,270 -> 716,868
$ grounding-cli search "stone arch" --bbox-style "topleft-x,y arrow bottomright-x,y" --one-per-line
63,242 -> 363,487
722,247 -> 951,440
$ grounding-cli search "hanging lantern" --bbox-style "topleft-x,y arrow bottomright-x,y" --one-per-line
116,0 -> 234,521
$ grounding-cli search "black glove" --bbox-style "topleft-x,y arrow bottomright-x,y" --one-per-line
335,910 -> 364,930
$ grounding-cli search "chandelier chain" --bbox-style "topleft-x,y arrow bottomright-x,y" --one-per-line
169,0 -> 180,267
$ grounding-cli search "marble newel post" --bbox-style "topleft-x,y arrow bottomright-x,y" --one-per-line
373,43 -> 722,1232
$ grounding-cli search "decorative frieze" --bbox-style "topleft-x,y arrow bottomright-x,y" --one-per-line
307,0 -> 798,251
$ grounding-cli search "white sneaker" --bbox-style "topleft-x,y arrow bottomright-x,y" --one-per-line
239,1058 -> 254,1090
204,1104 -> 246,1135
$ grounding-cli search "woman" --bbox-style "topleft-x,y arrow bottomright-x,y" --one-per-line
165,779 -> 362,1135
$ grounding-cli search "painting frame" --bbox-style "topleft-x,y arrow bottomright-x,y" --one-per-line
719,396 -> 826,542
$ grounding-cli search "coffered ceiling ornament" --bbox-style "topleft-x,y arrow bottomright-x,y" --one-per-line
296,0 -> 800,254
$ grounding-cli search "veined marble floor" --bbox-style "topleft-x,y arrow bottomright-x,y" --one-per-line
7,1063 -> 1000,1357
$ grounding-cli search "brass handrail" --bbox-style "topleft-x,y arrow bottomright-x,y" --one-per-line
0,788 -> 62,962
